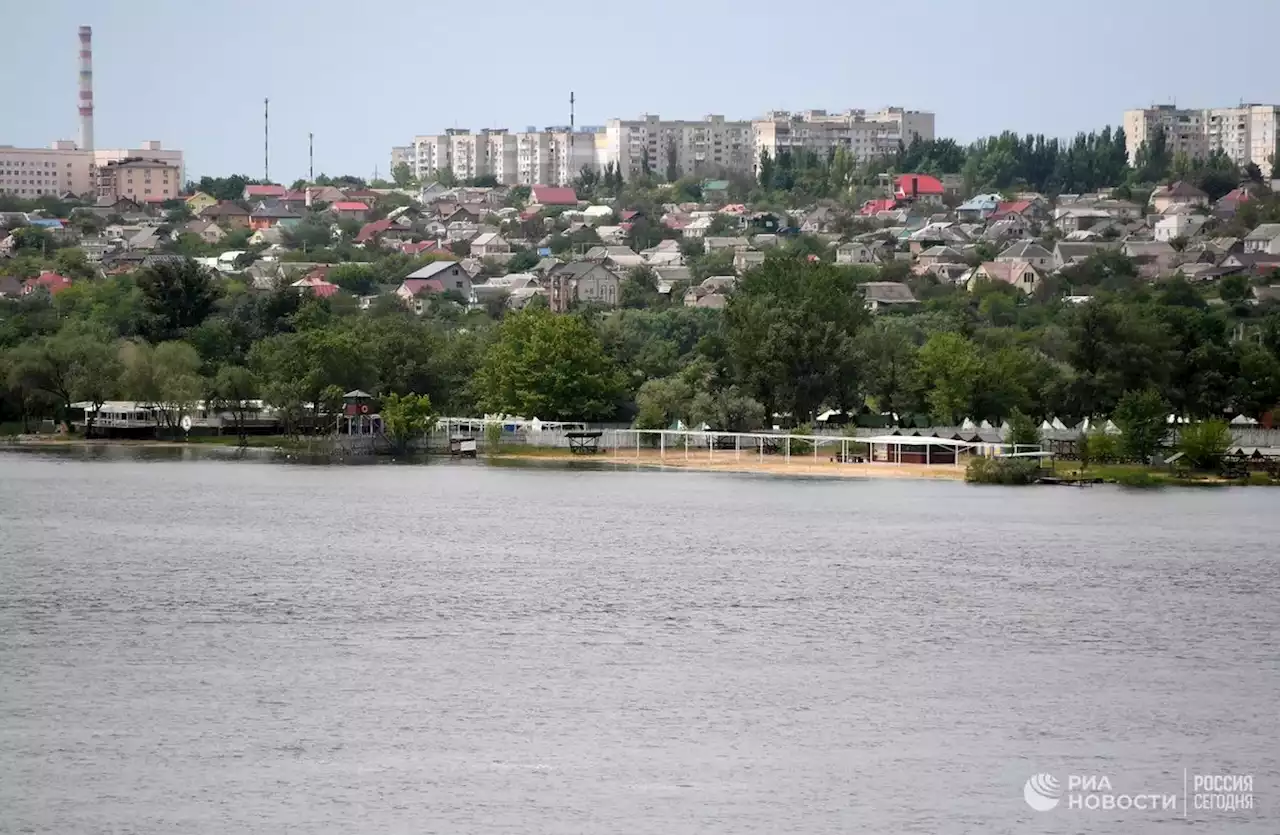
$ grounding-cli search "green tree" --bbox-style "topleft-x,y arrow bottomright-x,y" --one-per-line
213,365 -> 259,444
9,329 -> 119,431
391,162 -> 415,188
474,307 -> 623,420
1006,408 -> 1041,448
136,258 -> 220,341
506,250 -> 539,273
1177,420 -> 1232,471
1219,274 -> 1250,304
379,392 -> 438,452
1113,387 -> 1168,463
913,332 -> 983,424
726,257 -> 868,422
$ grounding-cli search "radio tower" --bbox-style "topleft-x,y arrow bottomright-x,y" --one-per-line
568,91 -> 575,188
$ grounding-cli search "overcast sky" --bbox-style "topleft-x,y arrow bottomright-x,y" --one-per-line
3,0 -> 1278,182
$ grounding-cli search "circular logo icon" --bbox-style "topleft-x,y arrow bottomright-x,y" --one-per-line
1024,773 -> 1062,811
180,415 -> 193,432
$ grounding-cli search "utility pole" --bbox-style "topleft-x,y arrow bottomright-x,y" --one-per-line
263,97 -> 270,182
309,132 -> 314,182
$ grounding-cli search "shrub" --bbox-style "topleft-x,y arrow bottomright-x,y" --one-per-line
1115,471 -> 1160,488
1177,420 -> 1233,471
965,456 -> 1041,484
483,421 -> 503,454
1246,471 -> 1274,486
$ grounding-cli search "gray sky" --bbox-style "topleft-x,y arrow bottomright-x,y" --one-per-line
3,0 -> 1278,183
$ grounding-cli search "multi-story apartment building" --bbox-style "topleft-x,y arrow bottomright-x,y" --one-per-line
94,141 -> 184,186
604,114 -> 753,180
753,107 -> 936,165
396,105 -> 935,185
1124,104 -> 1280,170
0,141 -> 95,197
516,127 -> 599,186
95,157 -> 180,202
390,145 -> 413,173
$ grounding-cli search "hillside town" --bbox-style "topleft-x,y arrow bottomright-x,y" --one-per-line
3,26 -> 1280,479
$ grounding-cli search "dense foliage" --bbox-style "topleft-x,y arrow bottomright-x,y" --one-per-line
4,245 -> 1278,438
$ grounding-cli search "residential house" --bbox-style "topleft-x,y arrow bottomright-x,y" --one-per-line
1150,181 -> 1209,213
395,260 -> 472,310
548,261 -> 620,309
583,205 -> 614,226
595,225 -> 626,245
529,186 -> 579,207
185,191 -> 217,216
858,198 -> 899,217
991,198 -> 1045,221
956,193 -> 1002,222
1122,240 -> 1179,264
915,245 -> 966,270
1216,186 -> 1256,217
907,222 -> 969,254
833,241 -> 874,266
734,249 -> 766,273
982,217 -> 1029,242
250,204 -> 301,231
1252,285 -> 1280,305
641,239 -> 684,266
1053,206 -> 1111,234
471,232 -> 512,260
702,179 -> 731,205
799,206 -> 838,233
996,240 -> 1053,270
894,173 -> 945,205
704,236 -> 750,252
860,281 -> 918,313
21,270 -> 73,296
0,275 -> 23,297
1244,224 -> 1280,255
354,218 -> 395,246
683,276 -> 736,309
329,201 -> 370,222
182,219 -> 227,245
1053,241 -> 1104,270
584,245 -> 644,269
682,216 -> 713,238
291,273 -> 339,298
244,184 -> 287,201
200,201 -> 251,229
1217,252 -> 1280,277
128,227 -> 161,251
969,260 -> 1044,293
1153,213 -> 1206,243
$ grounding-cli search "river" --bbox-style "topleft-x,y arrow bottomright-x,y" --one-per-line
0,448 -> 1276,833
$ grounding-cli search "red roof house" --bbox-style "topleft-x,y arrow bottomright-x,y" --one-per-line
400,240 -> 437,256
355,218 -> 395,244
22,271 -> 73,296
530,186 -> 579,207
859,198 -> 899,216
244,184 -> 287,200
290,274 -> 339,298
991,200 -> 1033,219
894,174 -> 946,202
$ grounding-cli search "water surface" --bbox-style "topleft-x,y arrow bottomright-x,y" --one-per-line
1,449 -> 1276,833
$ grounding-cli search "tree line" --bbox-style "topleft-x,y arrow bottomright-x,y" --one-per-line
5,251 -> 1277,440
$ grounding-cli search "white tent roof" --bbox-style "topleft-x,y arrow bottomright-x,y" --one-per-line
862,436 -> 975,448
1051,417 -> 1067,430
961,418 -> 977,430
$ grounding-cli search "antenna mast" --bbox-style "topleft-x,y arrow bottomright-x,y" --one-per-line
263,98 -> 270,181
309,132 -> 314,182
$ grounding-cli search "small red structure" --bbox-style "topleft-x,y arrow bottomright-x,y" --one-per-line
22,271 -> 73,296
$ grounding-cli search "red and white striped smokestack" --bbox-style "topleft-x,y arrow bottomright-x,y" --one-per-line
78,25 -> 94,151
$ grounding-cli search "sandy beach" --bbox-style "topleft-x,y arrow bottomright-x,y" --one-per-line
495,447 -> 967,480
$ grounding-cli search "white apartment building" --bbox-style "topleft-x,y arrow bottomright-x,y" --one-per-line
397,105 -> 934,185
516,127 -> 599,186
390,145 -> 413,172
753,107 -> 936,165
0,141 -> 95,197
604,114 -> 753,180
1124,104 -> 1280,170
94,141 -> 184,186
